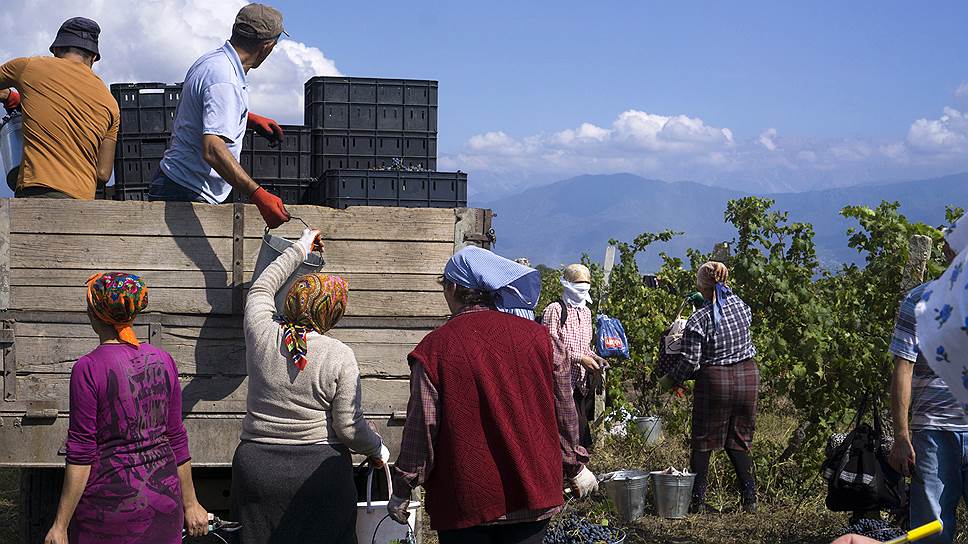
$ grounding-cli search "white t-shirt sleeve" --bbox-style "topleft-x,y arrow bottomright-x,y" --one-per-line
202,82 -> 246,142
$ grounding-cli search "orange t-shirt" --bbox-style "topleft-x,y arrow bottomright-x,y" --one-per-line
0,56 -> 119,199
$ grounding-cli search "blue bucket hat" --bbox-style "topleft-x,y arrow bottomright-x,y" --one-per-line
50,17 -> 101,61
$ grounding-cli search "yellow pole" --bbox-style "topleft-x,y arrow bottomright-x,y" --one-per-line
883,520 -> 943,544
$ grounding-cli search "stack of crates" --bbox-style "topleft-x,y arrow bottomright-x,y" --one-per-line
304,76 -> 465,208
110,83 -> 181,200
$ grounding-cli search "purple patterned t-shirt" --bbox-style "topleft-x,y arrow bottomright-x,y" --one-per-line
66,343 -> 190,544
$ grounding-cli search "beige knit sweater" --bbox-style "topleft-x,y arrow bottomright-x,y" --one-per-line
241,242 -> 383,455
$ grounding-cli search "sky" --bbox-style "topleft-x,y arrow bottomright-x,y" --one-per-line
2,1 -> 968,200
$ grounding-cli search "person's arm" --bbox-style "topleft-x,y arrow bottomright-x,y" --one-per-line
328,346 -> 384,457
390,359 -> 439,498
95,139 -> 115,185
47,358 -> 98,541
0,58 -> 28,96
550,335 -> 589,478
244,240 -> 309,332
162,351 -> 207,536
44,464 -> 91,544
888,357 -> 916,475
201,134 -> 259,196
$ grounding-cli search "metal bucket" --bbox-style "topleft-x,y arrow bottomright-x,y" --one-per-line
600,470 -> 649,523
0,113 -> 23,192
251,230 -> 325,316
633,416 -> 663,444
650,472 -> 695,519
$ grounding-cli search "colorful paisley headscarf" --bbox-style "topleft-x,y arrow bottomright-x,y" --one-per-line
86,272 -> 149,347
281,273 -> 348,371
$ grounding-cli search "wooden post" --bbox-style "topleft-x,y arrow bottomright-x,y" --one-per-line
900,234 -> 932,295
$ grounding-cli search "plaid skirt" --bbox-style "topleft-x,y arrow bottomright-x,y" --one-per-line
691,359 -> 759,452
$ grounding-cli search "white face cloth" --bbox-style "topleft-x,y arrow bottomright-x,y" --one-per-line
561,278 -> 592,308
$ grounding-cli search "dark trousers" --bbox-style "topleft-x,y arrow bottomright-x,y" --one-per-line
147,170 -> 207,203
15,186 -> 72,198
574,371 -> 602,450
438,519 -> 550,544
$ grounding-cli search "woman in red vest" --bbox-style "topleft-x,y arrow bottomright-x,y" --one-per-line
386,246 -> 599,544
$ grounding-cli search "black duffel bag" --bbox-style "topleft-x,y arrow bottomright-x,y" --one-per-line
822,395 -> 905,512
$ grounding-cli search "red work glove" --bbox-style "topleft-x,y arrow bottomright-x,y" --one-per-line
250,187 -> 290,228
3,89 -> 21,112
247,112 -> 284,147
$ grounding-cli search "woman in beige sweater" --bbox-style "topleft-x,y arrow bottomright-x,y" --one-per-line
231,229 -> 388,544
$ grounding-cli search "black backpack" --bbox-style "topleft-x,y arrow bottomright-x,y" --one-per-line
537,300 -> 568,327
822,395 -> 905,513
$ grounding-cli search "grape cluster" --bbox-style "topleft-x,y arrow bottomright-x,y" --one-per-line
835,518 -> 905,541
544,514 -> 624,544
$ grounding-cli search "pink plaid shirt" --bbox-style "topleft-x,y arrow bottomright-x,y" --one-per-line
391,307 -> 588,523
541,302 -> 595,393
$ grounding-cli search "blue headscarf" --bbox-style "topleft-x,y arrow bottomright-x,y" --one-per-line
444,246 -> 541,313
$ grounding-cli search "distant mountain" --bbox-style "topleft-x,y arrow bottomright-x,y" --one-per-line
481,173 -> 968,270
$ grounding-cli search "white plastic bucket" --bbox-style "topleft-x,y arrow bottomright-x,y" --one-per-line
356,464 -> 421,544
0,113 -> 23,192
250,228 -> 325,316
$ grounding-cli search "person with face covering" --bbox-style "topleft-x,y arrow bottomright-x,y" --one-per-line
661,261 -> 759,514
44,273 -> 208,544
387,246 -> 595,544
542,264 -> 608,450
232,229 -> 389,544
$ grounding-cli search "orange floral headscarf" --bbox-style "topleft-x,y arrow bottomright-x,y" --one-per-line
86,272 -> 148,347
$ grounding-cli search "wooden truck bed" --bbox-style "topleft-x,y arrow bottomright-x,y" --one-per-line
0,199 -> 494,467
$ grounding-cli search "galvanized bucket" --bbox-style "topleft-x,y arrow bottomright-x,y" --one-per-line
650,471 -> 695,519
0,112 -> 23,192
251,229 -> 325,316
600,470 -> 650,523
633,416 -> 663,444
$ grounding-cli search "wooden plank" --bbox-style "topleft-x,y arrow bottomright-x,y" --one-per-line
0,413 -> 407,467
10,286 -> 447,316
10,200 -> 233,237
11,268 -> 443,292
243,204 -> 456,241
10,200 -> 458,242
14,375 -> 411,415
12,234 -> 233,270
13,324 -> 421,377
0,199 -> 9,310
13,235 -> 450,274
243,239 -> 453,274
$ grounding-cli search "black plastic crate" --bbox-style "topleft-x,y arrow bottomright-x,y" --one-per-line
305,77 -> 437,132
309,169 -> 466,208
229,178 -> 313,205
112,83 -> 182,136
240,125 -> 311,180
111,183 -> 152,201
310,129 -> 436,177
114,134 -> 168,185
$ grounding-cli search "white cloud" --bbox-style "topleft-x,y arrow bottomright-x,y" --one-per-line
906,107 -> 968,155
758,128 -> 778,151
0,0 -> 339,123
956,82 -> 968,99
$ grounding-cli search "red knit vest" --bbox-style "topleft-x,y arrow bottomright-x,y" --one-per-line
410,309 -> 564,530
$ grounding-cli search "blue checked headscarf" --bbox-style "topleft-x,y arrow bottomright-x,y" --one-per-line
444,246 -> 541,313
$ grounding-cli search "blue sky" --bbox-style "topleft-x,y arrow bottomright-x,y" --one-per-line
3,0 -> 968,199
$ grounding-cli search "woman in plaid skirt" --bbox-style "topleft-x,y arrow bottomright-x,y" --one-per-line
661,261 -> 759,514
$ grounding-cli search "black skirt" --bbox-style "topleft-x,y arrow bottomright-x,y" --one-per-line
231,441 -> 358,544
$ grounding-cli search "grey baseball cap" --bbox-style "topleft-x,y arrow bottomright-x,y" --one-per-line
233,4 -> 289,40
49,17 -> 101,60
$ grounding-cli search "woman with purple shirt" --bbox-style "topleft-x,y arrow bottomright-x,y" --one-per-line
44,273 -> 208,544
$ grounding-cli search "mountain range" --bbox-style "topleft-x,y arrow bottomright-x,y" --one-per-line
479,172 -> 968,270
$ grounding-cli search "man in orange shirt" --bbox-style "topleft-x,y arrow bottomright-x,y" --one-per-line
0,17 -> 119,199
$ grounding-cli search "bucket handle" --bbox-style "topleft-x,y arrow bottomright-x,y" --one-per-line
365,463 -> 394,513
265,216 -> 312,235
